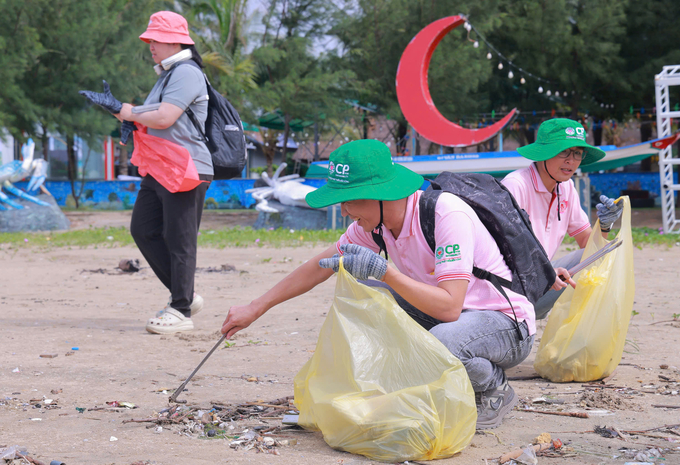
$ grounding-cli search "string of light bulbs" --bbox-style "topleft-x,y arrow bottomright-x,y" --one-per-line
460,15 -> 614,111
461,17 -> 555,95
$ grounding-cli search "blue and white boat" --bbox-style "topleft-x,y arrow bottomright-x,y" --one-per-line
306,133 -> 680,179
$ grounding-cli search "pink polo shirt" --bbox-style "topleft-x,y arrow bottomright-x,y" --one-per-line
502,163 -> 590,260
336,190 -> 536,335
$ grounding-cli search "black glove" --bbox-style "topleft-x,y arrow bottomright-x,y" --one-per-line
79,80 -> 123,114
120,120 -> 137,145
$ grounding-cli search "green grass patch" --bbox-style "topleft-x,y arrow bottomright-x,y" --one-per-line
0,226 -> 135,248
197,226 -> 339,248
561,227 -> 680,248
0,226 -> 340,249
1,225 -> 678,250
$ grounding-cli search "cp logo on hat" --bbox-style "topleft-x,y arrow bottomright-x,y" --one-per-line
334,164 -> 350,177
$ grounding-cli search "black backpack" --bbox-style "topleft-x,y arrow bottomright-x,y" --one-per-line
161,60 -> 247,180
417,173 -> 556,332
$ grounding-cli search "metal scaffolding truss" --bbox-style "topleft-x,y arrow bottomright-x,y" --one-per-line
655,65 -> 680,234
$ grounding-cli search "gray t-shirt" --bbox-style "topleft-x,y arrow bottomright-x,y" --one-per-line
144,61 -> 213,176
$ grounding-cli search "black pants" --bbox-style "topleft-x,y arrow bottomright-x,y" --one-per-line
130,175 -> 209,317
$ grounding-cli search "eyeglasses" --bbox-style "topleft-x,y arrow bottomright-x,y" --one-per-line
556,148 -> 585,161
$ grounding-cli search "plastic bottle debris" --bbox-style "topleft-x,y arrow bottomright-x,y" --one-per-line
242,430 -> 258,441
276,439 -> 297,446
0,446 -> 28,460
106,401 -> 136,409
634,448 -> 662,462
514,446 -> 538,465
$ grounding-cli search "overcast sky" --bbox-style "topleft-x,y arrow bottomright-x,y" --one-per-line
244,0 -> 343,54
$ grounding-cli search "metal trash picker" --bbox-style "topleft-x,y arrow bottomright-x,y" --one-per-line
560,239 -> 623,282
169,334 -> 227,403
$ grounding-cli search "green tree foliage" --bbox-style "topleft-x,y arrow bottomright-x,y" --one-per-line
15,0 -> 160,139
180,0 -> 257,110
619,0 -> 680,111
251,0 -> 355,175
0,0 -> 43,138
485,0 -> 628,119
11,0 -> 161,206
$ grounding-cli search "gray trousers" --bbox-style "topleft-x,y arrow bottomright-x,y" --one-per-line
534,249 -> 584,320
360,280 -> 534,393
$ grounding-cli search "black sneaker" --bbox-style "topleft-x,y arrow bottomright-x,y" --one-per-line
475,380 -> 518,430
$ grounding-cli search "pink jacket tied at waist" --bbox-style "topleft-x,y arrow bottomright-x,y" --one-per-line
130,124 -> 203,193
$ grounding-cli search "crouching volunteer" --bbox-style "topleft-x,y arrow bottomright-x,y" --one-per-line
222,139 -> 535,430
80,11 -> 212,334
502,118 -> 623,320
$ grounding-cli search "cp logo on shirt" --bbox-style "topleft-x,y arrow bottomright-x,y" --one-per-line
559,200 -> 569,214
445,244 -> 460,255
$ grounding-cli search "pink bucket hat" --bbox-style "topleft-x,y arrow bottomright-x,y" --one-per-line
139,11 -> 194,45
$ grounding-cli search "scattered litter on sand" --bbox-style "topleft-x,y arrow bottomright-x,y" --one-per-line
175,330 -> 224,343
619,446 -> 666,462
498,439 -> 563,464
80,259 -> 142,274
121,396 -> 303,455
594,425 -> 620,438
532,432 -> 551,444
579,389 -> 640,411
118,258 -> 141,272
196,264 -> 238,273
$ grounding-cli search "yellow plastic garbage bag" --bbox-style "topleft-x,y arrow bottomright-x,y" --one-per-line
534,196 -> 635,383
294,261 -> 476,462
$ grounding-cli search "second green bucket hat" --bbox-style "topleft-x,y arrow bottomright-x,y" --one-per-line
305,139 -> 424,208
517,118 -> 606,166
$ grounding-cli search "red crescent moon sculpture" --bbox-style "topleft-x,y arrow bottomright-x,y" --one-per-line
396,16 -> 517,147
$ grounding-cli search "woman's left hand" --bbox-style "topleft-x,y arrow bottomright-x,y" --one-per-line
118,104 -> 134,121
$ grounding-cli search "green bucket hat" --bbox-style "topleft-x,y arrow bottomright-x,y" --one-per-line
305,139 -> 424,208
517,118 -> 605,166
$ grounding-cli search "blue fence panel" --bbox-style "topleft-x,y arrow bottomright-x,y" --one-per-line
13,172 -> 676,210
588,172 -> 678,201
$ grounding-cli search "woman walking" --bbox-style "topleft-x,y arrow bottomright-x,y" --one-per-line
80,11 -> 212,334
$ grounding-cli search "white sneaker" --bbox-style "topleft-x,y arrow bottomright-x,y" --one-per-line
146,307 -> 194,334
156,293 -> 204,318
